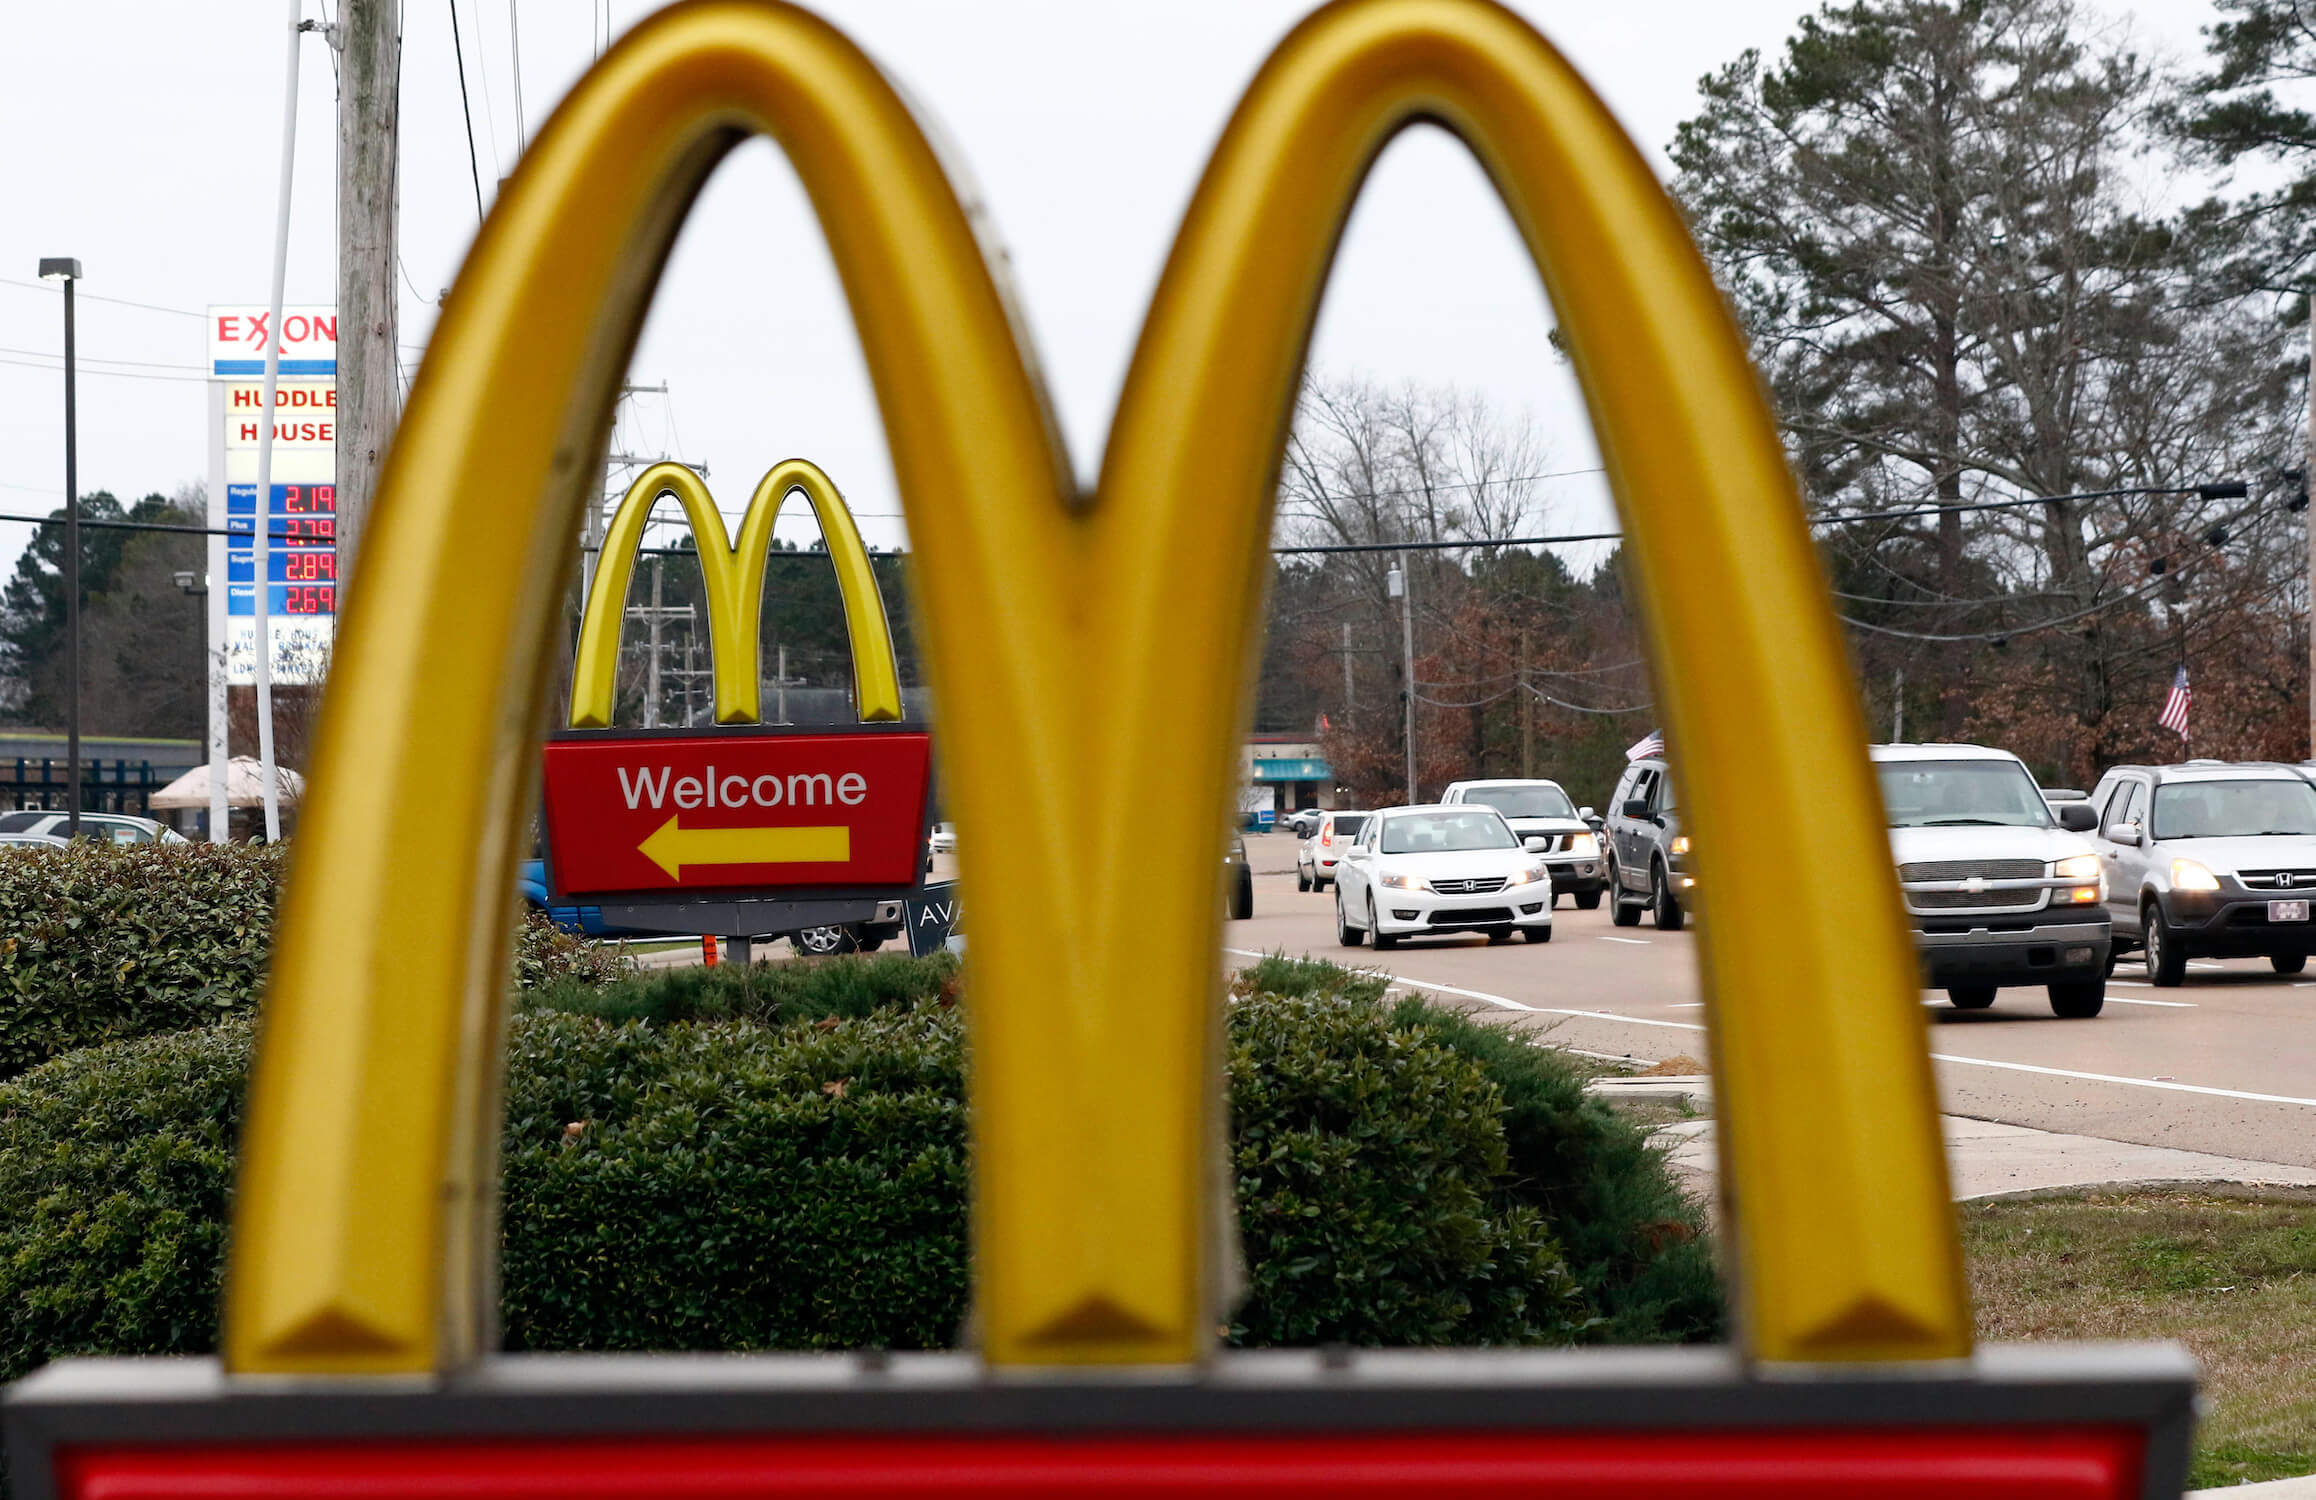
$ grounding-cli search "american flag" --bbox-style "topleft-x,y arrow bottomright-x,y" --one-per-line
2157,666 -> 2192,742
1626,728 -> 1667,762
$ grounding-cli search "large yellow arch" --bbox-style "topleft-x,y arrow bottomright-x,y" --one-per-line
226,0 -> 1962,1376
568,458 -> 903,728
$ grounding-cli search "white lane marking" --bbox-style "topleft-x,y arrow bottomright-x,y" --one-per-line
2105,996 -> 2195,1008
1670,1003 -> 1707,1009
1597,936 -> 1651,946
2110,979 -> 2149,987
1225,952 -> 2316,1106
2189,961 -> 2227,971
1922,1053 -> 2316,1109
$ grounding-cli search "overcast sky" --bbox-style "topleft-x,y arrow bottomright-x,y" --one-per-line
0,0 -> 2222,582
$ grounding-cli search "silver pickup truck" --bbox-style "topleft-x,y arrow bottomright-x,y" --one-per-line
1872,744 -> 2111,1018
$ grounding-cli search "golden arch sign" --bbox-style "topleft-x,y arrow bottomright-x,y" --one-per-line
569,458 -> 902,729
536,458 -> 932,912
3,3 -> 2195,1497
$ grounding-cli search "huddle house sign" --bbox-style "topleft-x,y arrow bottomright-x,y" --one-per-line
4,2 -> 2197,1497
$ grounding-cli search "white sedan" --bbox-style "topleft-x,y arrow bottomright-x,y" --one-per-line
1333,805 -> 1555,949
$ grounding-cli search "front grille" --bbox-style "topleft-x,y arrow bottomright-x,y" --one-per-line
1898,859 -> 2043,882
1431,907 -> 1514,926
1431,876 -> 1509,895
2239,869 -> 2316,890
1909,888 -> 2049,911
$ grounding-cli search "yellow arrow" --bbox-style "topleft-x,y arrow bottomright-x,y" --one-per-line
637,816 -> 850,880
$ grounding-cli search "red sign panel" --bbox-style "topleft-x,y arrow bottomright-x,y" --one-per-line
53,1428 -> 2148,1500
542,730 -> 931,899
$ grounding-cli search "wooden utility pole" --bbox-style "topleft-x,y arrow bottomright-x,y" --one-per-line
2306,298 -> 2314,758
336,0 -> 400,598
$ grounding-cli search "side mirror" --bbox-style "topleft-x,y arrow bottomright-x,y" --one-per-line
1577,806 -> 1595,821
1621,799 -> 1649,819
2108,818 -> 2143,846
1523,836 -> 1549,853
2057,802 -> 2097,833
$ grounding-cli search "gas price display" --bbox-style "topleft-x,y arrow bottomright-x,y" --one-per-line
226,484 -> 338,618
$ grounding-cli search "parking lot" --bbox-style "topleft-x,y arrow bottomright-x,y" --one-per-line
1233,831 -> 2316,1172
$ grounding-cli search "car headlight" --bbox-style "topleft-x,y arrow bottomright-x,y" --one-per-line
1377,871 -> 1418,890
2054,854 -> 2101,882
2171,858 -> 2222,892
1567,832 -> 1598,857
1506,864 -> 1548,886
1669,834 -> 1691,856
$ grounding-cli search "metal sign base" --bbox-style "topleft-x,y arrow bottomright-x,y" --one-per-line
6,1345 -> 2194,1500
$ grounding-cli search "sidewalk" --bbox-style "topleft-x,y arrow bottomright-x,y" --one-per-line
1588,1075 -> 2316,1200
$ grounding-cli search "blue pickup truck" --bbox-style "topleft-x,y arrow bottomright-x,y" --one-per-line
518,859 -> 655,939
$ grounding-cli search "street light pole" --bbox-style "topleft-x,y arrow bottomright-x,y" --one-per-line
1387,560 -> 1415,804
39,258 -> 81,837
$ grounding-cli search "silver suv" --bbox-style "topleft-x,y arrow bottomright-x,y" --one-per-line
2088,760 -> 2316,986
1872,745 -> 2111,1017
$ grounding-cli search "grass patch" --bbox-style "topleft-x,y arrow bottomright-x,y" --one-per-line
1962,1187 -> 2316,1489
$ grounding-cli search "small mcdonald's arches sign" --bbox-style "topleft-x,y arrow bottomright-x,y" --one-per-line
539,456 -> 932,909
2,1 -> 2198,1497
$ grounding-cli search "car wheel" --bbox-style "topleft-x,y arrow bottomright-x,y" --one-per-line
2143,902 -> 2187,987
1524,924 -> 1553,943
1485,926 -> 1515,944
1652,863 -> 1685,932
1336,890 -> 1363,948
2272,953 -> 2308,975
2048,978 -> 2105,1018
1946,986 -> 1997,1010
1370,898 -> 1400,951
1230,867 -> 1254,921
793,924 -> 856,957
1609,858 -> 1643,927
2103,946 -> 2122,978
1574,890 -> 1603,911
1296,865 -> 1311,893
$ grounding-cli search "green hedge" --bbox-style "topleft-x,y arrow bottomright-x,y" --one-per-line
520,948 -> 959,1028
1236,954 -> 1718,1342
0,954 -> 1714,1386
0,843 -> 626,1080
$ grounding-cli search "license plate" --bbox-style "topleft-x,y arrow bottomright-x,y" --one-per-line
2270,899 -> 2310,923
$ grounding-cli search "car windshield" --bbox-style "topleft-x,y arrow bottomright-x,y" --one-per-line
1379,810 -> 1518,854
1877,759 -> 2052,829
1462,785 -> 1575,819
0,811 -> 46,832
1328,815 -> 1368,838
2150,779 -> 2316,839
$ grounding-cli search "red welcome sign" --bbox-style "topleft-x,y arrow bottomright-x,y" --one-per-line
541,728 -> 932,900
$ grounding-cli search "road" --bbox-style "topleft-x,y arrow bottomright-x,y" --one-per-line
1231,832 -> 2316,1170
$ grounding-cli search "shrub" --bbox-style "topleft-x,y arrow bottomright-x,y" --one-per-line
0,843 -> 628,1080
512,912 -> 637,993
521,949 -> 958,1028
1235,951 -> 1721,1343
498,1008 -> 970,1351
1227,989 -> 1584,1345
0,843 -> 280,1080
0,953 -> 1663,1381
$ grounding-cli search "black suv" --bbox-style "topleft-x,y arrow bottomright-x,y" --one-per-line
1606,756 -> 1691,930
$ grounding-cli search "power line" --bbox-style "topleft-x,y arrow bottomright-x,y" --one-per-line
0,356 -> 206,385
1270,481 -> 2255,556
0,277 -> 205,321
0,344 -> 205,372
448,0 -> 486,223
